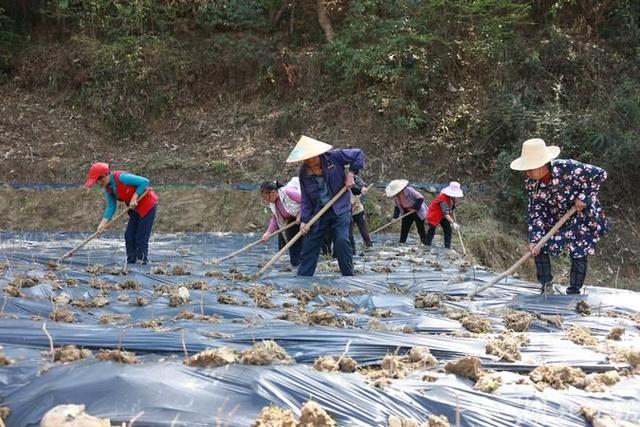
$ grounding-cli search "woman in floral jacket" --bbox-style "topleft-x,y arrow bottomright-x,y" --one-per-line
510,138 -> 609,294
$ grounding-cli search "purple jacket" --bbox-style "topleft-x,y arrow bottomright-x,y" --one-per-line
393,186 -> 428,220
299,148 -> 365,223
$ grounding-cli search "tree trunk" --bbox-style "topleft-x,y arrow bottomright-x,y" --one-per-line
316,0 -> 334,42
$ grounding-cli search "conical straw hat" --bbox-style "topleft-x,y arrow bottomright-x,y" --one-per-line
385,179 -> 409,197
510,138 -> 560,171
286,135 -> 333,163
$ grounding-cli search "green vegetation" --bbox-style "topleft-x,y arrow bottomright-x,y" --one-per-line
1,0 -> 639,212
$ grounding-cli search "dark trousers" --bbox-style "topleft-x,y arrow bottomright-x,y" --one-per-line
298,210 -> 354,276
352,211 -> 372,250
125,205 -> 156,264
535,252 -> 588,293
277,223 -> 303,267
400,213 -> 427,244
322,231 -> 334,256
425,218 -> 452,248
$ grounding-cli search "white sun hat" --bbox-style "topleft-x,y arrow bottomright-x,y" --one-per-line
441,181 -> 464,198
385,179 -> 409,197
286,135 -> 333,163
510,138 -> 560,171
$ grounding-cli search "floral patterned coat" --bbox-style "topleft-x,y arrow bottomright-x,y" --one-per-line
526,159 -> 608,258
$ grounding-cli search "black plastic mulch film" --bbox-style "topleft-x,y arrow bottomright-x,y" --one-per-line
0,232 -> 638,426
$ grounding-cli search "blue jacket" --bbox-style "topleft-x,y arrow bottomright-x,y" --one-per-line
298,148 -> 364,223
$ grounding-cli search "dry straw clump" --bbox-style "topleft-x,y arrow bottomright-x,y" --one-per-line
53,345 -> 92,363
565,326 -> 599,346
503,310 -> 533,332
95,349 -> 137,364
313,355 -> 358,373
461,314 -> 492,334
240,340 -> 294,365
485,331 -> 530,362
362,347 -> 438,388
185,346 -> 238,368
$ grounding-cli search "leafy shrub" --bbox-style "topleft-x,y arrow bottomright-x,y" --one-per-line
0,8 -> 24,81
322,0 -> 529,130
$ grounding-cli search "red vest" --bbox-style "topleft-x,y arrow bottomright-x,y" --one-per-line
106,171 -> 158,218
426,193 -> 452,226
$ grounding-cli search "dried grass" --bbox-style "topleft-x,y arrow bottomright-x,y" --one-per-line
185,346 -> 238,368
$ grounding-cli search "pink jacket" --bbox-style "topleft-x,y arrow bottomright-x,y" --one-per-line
267,186 -> 302,233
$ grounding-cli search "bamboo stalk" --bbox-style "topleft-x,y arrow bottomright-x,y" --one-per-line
452,213 -> 467,255
370,209 -> 416,235
254,186 -> 348,278
56,190 -> 150,263
211,221 -> 297,265
468,206 -> 577,298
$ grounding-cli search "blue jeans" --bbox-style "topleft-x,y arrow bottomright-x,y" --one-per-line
297,210 -> 354,276
125,205 -> 157,264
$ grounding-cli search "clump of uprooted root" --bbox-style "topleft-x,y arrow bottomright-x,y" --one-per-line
40,404 -> 110,427
252,401 -> 336,427
503,310 -> 533,332
95,349 -> 137,364
240,340 -> 294,365
445,356 -> 504,393
118,279 -> 140,290
529,364 -> 585,390
388,415 -> 451,427
277,309 -> 343,327
580,406 -> 637,427
299,401 -> 337,426
565,325 -> 599,346
71,296 -> 109,309
217,293 -> 241,305
252,406 -> 297,427
461,314 -> 492,333
575,300 -> 591,316
536,313 -> 563,328
185,346 -> 238,368
583,371 -> 621,392
485,331 -> 530,362
444,356 -> 483,381
313,355 -> 358,373
606,327 -> 625,341
414,293 -> 441,309
473,372 -> 502,394
10,275 -> 39,288
175,310 -> 221,323
53,345 -> 92,363
85,264 -> 105,275
99,313 -> 131,325
0,406 -> 10,422
50,308 -> 76,323
362,347 -> 438,388
136,319 -> 162,329
0,347 -> 13,366
4,284 -> 25,298
169,286 -> 191,307
171,264 -> 191,276
245,285 -> 276,309
529,364 -> 621,392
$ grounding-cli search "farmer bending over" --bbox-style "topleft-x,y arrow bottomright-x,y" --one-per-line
84,162 -> 158,265
286,135 -> 364,276
510,138 -> 608,295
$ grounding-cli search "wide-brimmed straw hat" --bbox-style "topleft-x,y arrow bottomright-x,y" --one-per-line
510,138 -> 560,171
385,179 -> 409,197
286,135 -> 333,163
441,181 -> 463,198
